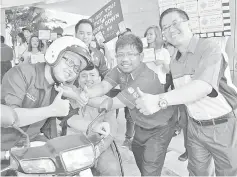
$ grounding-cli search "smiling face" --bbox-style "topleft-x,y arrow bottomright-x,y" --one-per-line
146,28 -> 157,44
79,67 -> 101,88
31,37 -> 39,48
116,45 -> 143,73
75,23 -> 93,46
161,12 -> 191,47
53,51 -> 82,83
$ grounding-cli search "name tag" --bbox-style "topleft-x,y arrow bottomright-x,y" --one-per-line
26,93 -> 36,102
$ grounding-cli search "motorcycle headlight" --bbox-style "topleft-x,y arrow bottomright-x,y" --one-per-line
20,158 -> 56,174
61,145 -> 95,172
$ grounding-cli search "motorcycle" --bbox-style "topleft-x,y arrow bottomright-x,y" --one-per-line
1,98 -> 123,176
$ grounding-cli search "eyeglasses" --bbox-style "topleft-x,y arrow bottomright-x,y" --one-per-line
162,20 -> 187,33
115,52 -> 140,59
62,56 -> 81,74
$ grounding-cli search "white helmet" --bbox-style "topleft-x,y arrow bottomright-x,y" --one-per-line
45,36 -> 91,69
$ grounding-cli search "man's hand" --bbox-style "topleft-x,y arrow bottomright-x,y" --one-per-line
50,89 -> 70,117
135,87 -> 161,115
78,85 -> 89,107
1,104 -> 18,128
55,84 -> 89,107
92,122 -> 110,137
98,97 -> 113,113
55,84 -> 78,100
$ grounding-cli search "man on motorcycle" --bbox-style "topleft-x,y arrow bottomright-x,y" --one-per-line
1,37 -> 92,165
65,64 -> 122,176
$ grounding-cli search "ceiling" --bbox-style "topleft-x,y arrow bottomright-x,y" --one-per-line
36,0 -> 110,16
1,0 -> 160,37
37,0 -> 161,37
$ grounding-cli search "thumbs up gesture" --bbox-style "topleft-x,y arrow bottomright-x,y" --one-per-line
55,84 -> 89,107
135,87 -> 161,115
54,84 -> 78,100
78,85 -> 89,106
50,88 -> 70,117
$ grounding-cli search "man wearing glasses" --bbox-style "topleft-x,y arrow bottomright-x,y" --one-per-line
135,8 -> 237,176
60,34 -> 178,176
1,37 -> 90,154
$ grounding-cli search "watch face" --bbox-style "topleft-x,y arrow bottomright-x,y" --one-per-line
159,99 -> 168,109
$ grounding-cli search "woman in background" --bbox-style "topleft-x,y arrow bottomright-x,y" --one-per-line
15,33 -> 28,64
23,35 -> 45,64
144,25 -> 171,85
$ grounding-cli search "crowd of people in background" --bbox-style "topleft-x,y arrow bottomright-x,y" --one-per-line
1,7 -> 237,177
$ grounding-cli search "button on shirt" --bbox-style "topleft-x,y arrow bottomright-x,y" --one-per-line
104,63 -> 176,129
170,36 -> 237,120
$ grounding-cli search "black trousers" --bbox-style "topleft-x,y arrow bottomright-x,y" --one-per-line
132,118 -> 175,176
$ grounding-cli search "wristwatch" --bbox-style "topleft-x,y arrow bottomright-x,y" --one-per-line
158,95 -> 168,109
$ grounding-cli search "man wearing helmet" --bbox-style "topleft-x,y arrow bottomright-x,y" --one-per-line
1,36 -> 91,151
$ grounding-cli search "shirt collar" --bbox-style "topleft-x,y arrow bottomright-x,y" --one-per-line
176,35 -> 199,62
187,35 -> 199,54
35,63 -> 51,89
130,62 -> 146,80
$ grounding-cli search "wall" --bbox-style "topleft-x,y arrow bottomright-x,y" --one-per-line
120,0 -> 160,37
1,9 -> 6,37
227,0 -> 237,86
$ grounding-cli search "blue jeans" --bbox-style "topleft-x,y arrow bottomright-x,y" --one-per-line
131,117 -> 175,176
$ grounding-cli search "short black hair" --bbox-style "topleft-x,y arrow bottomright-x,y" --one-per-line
75,19 -> 94,33
1,35 -> 4,43
118,28 -> 132,38
22,27 -> 31,32
159,8 -> 189,29
17,32 -> 26,43
80,63 -> 102,77
116,34 -> 143,53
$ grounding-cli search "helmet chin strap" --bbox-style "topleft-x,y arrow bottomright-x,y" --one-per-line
50,67 -> 62,86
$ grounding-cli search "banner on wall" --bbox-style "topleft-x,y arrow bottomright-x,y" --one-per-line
158,0 -> 231,37
89,0 -> 124,43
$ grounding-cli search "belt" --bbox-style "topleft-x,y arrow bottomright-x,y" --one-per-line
191,111 -> 235,126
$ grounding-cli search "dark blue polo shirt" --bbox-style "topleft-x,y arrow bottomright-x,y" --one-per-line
104,63 -> 176,129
